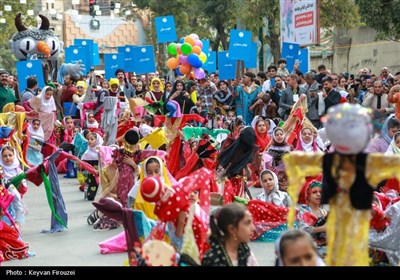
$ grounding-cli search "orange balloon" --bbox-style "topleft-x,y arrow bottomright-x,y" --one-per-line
167,57 -> 180,70
192,45 -> 201,55
179,63 -> 191,75
184,36 -> 195,46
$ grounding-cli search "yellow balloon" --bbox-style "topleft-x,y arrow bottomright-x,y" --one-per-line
199,52 -> 207,63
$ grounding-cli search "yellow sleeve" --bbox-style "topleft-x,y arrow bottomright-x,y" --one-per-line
283,152 -> 323,227
190,90 -> 197,104
366,153 -> 400,186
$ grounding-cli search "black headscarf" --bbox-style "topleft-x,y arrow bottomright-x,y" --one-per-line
218,126 -> 257,177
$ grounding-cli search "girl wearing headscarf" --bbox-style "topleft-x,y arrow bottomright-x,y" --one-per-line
168,80 -> 194,115
131,156 -> 176,220
146,77 -> 165,102
263,127 -> 292,191
213,80 -> 233,116
145,78 -> 165,115
217,126 -> 258,201
29,86 -> 56,142
0,146 -> 26,228
248,116 -> 271,187
26,119 -> 44,166
366,115 -> 400,153
257,169 -> 291,207
81,132 -> 103,201
294,127 -> 322,152
297,180 -> 327,254
385,131 -> 400,155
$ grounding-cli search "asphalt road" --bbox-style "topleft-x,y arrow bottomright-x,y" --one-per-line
3,176 -> 276,267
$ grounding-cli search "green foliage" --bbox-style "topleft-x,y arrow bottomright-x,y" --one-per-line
0,3 -> 37,44
356,0 -> 400,41
0,43 -> 17,74
320,0 -> 361,29
0,4 -> 36,73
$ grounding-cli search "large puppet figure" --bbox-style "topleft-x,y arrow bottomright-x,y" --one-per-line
10,13 -> 63,82
283,103 -> 400,266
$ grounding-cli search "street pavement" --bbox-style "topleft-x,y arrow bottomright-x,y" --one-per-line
3,176 -> 276,267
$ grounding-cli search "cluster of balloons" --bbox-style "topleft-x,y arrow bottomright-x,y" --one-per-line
166,33 -> 207,79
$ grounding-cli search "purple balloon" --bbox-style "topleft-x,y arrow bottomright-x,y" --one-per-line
189,33 -> 200,40
179,55 -> 188,64
194,68 -> 205,79
194,39 -> 203,49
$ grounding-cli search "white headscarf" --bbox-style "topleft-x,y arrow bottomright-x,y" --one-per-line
257,169 -> 290,207
81,133 -> 103,161
0,146 -> 21,179
39,86 -> 56,112
299,134 -> 314,152
385,131 -> 400,155
28,120 -> 45,141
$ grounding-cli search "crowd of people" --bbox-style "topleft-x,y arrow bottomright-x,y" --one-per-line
0,58 -> 400,266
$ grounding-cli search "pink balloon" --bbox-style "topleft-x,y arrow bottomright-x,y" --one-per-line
194,39 -> 203,49
179,55 -> 188,65
176,44 -> 182,55
194,68 -> 205,79
189,33 -> 199,40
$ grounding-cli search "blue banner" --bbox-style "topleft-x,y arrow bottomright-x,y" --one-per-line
74,39 -> 93,69
132,46 -> 156,75
93,42 -> 100,66
244,42 -> 257,69
218,51 -> 236,80
281,42 -> 300,73
65,46 -> 90,74
203,51 -> 216,73
154,15 -> 177,43
104,53 -> 124,80
118,45 -> 135,72
201,39 -> 210,56
16,60 -> 45,92
228,29 -> 252,61
298,47 -> 309,74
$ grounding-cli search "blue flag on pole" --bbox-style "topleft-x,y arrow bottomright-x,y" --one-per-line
201,39 -> 210,56
16,60 -> 45,92
154,15 -> 177,43
93,42 -> 100,66
65,46 -> 90,74
118,45 -> 136,72
244,42 -> 257,69
203,51 -> 216,73
132,46 -> 156,74
228,29 -> 252,61
74,39 -> 94,69
281,42 -> 300,73
298,48 -> 309,74
104,53 -> 124,80
218,51 -> 236,80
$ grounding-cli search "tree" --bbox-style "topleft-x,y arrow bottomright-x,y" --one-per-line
0,3 -> 36,44
356,0 -> 400,41
0,4 -> 37,73
0,43 -> 18,74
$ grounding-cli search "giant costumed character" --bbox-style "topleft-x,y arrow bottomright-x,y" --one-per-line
10,13 -> 63,82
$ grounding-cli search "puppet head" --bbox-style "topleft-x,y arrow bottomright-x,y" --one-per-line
323,103 -> 372,155
10,13 -> 63,61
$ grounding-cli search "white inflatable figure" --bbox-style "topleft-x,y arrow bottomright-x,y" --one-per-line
283,103 -> 400,266
10,13 -> 63,82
